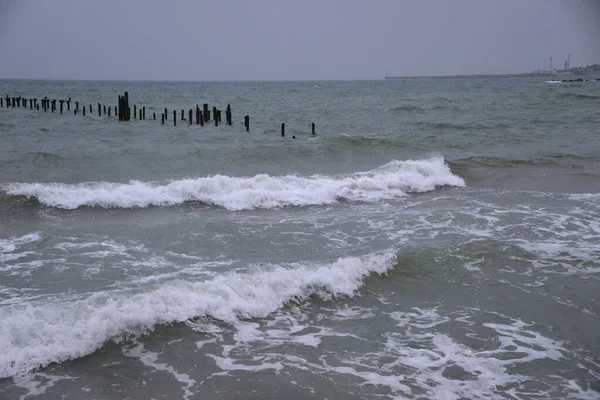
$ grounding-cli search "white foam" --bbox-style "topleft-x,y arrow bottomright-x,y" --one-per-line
0,232 -> 42,261
2,157 -> 465,210
205,307 -> 588,399
11,372 -> 76,400
123,340 -> 196,400
0,250 -> 396,378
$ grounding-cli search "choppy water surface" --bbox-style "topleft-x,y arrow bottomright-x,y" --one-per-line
1,78 -> 599,399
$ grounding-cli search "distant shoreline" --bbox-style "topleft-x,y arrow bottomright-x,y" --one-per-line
384,73 -> 571,80
386,64 -> 600,80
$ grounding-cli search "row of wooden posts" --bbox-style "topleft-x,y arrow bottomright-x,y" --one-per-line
1,92 -> 317,136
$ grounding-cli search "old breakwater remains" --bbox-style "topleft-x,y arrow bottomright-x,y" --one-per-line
1,91 -> 317,136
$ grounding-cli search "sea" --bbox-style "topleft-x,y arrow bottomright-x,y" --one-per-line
0,77 -> 599,400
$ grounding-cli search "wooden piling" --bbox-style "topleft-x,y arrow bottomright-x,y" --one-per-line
226,104 -> 232,125
173,110 -> 177,127
67,100 -> 70,111
134,105 -> 137,119
139,109 -> 142,120
83,106 -> 86,116
128,107 -> 131,120
203,104 -> 209,122
108,106 -> 111,117
181,109 -> 185,121
244,115 -> 249,132
199,112 -> 204,126
75,101 -> 79,110
1,98 -> 3,107
114,106 -> 117,116
281,123 -> 285,137
153,112 -> 156,120
59,100 -> 64,113
164,108 -> 168,120
124,92 -> 130,121
312,123 -> 315,135
196,105 -> 200,125
103,105 -> 106,115
98,103 -> 101,117
142,106 -> 146,120
161,113 -> 164,124
51,100 -> 55,113
215,112 -> 219,127
189,109 -> 193,125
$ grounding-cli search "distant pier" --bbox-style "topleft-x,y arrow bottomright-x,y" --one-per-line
1,91 -> 318,137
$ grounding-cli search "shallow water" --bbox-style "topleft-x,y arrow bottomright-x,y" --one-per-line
1,77 -> 599,399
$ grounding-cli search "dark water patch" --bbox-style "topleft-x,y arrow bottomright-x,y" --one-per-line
448,155 -> 600,174
415,122 -> 494,131
325,135 -> 404,149
0,192 -> 44,208
558,92 -> 600,100
449,156 -> 559,171
21,152 -> 66,166
389,105 -> 426,113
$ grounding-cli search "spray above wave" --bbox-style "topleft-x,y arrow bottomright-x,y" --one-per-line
2,157 -> 465,210
0,250 -> 397,378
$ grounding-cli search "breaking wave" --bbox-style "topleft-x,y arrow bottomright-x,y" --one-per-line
2,157 -> 465,210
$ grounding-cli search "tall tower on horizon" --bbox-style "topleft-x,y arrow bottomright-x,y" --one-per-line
568,54 -> 571,70
550,56 -> 553,71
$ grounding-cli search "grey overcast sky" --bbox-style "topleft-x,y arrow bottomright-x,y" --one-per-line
0,0 -> 598,80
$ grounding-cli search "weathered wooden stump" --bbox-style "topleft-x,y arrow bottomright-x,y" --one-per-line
244,115 -> 249,132
281,123 -> 285,137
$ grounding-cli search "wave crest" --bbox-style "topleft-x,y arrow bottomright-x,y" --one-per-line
0,250 -> 397,378
2,157 -> 465,210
